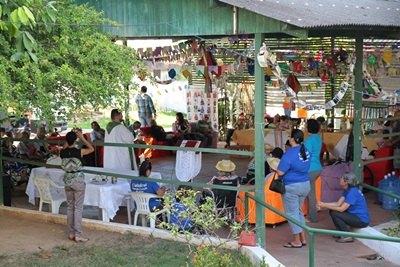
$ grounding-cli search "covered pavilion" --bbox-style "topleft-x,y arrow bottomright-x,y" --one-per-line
75,0 -> 400,248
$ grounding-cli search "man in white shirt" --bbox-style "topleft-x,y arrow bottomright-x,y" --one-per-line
104,109 -> 137,171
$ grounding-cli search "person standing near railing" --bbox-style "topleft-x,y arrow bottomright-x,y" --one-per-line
317,172 -> 370,243
60,129 -> 94,242
304,119 -> 323,223
276,129 -> 311,248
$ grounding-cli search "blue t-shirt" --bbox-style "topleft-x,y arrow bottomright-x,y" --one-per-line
278,146 -> 311,185
130,180 -> 161,211
169,201 -> 194,231
343,187 -> 370,224
304,134 -> 322,172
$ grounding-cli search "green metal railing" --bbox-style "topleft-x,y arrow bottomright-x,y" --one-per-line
0,137 -> 255,206
244,184 -> 400,267
2,136 -> 400,267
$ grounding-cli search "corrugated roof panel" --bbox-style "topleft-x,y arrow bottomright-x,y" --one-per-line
219,0 -> 400,28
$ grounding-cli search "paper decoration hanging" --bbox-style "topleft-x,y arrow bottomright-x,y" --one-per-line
258,44 -> 394,109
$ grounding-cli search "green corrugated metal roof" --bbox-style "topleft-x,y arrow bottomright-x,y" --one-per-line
75,0 -> 304,38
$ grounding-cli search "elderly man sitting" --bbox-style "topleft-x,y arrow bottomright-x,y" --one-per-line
17,131 -> 46,162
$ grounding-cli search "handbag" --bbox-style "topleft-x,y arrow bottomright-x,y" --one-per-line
269,173 -> 285,194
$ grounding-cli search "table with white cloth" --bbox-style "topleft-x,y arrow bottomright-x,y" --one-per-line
26,166 -> 162,222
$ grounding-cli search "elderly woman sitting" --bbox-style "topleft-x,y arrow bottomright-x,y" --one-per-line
317,172 -> 370,243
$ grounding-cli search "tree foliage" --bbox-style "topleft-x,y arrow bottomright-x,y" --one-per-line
0,0 -> 146,124
0,0 -> 57,61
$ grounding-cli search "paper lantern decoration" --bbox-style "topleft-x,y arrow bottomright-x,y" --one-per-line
293,61 -> 303,73
286,74 -> 301,94
333,48 -> 348,62
382,49 -> 393,64
310,61 -> 319,70
182,69 -> 191,79
247,64 -> 255,76
367,54 -> 377,66
168,69 -> 176,79
324,57 -> 336,70
265,66 -> 273,75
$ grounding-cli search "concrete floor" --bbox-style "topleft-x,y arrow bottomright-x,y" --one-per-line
6,148 -> 400,267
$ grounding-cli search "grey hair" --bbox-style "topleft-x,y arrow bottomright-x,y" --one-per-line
343,172 -> 359,187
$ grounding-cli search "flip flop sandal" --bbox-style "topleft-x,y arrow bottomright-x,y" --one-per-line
283,242 -> 302,248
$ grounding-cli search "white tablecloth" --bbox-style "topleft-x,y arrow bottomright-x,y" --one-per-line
26,166 -> 162,222
175,140 -> 202,181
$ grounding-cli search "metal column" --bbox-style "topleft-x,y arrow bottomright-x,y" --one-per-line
254,33 -> 266,248
353,37 -> 363,181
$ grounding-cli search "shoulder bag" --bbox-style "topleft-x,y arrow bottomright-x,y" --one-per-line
269,173 -> 285,194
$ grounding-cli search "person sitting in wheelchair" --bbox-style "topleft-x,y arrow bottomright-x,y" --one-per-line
205,160 -> 239,216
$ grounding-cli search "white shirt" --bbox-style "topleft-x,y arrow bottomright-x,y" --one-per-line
104,124 -> 137,171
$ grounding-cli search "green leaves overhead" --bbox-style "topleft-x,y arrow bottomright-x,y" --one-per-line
1,0 -> 146,124
1,1 -> 53,60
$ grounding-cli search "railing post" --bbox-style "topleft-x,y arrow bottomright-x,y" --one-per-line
254,32 -> 266,248
353,36 -> 363,182
244,193 -> 249,230
0,139 -> 4,206
309,231 -> 315,267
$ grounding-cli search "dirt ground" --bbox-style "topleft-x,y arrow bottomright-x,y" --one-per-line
0,215 -> 122,256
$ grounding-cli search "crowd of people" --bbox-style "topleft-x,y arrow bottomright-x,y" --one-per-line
1,89 -> 398,246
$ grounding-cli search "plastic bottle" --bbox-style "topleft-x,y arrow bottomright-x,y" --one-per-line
392,171 -> 400,203
378,175 -> 389,203
382,180 -> 400,210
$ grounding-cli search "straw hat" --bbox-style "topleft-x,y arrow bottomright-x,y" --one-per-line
215,160 -> 236,173
266,157 -> 280,171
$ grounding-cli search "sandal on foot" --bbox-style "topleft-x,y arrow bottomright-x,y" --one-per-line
283,242 -> 302,248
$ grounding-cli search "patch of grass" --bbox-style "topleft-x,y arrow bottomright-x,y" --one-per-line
1,234 -> 188,267
0,233 -> 255,267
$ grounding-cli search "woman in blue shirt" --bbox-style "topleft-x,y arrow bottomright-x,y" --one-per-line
304,119 -> 323,222
318,172 -> 370,243
130,160 -> 166,211
277,129 -> 311,248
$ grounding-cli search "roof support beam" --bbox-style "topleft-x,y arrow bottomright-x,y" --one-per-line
280,24 -> 309,38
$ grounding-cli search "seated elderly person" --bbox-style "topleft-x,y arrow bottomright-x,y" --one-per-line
149,119 -> 178,146
90,121 -> 105,142
225,113 -> 248,148
196,114 -> 213,147
33,127 -> 50,158
317,172 -> 370,243
16,131 -> 45,161
130,160 -> 166,211
246,147 -> 284,185
205,160 -> 239,209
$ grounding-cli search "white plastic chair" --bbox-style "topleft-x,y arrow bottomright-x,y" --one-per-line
33,176 -> 66,214
126,192 -> 167,228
